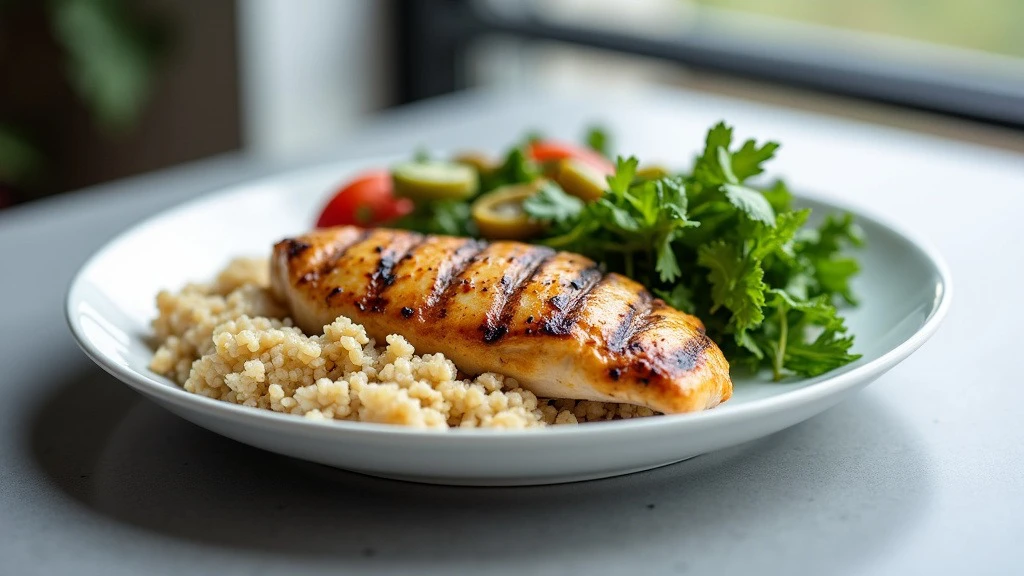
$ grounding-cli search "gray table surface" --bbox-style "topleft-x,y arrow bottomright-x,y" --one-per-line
2,88 -> 1021,575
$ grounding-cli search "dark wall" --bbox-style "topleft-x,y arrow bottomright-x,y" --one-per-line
0,0 -> 240,205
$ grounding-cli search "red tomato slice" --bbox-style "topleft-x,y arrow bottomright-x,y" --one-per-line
527,140 -> 615,175
316,170 -> 414,228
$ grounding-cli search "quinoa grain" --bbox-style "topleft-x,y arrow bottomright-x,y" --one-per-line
150,258 -> 657,429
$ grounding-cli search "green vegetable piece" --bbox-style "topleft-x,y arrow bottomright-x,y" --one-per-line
392,160 -> 478,201
762,180 -> 794,213
585,126 -> 610,156
731,139 -> 780,181
606,156 -> 638,197
635,165 -> 671,181
722,183 -> 776,226
522,181 -> 584,224
553,158 -> 607,202
697,240 -> 767,334
692,123 -> 779,186
763,289 -> 861,380
480,147 -> 541,192
388,122 -> 865,381
395,200 -> 473,237
471,183 -> 547,240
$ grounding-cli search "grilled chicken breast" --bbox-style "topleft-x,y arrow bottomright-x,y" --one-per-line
270,226 -> 732,414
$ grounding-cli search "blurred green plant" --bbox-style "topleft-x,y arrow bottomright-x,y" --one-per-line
51,0 -> 169,130
0,126 -> 43,185
0,0 -> 169,201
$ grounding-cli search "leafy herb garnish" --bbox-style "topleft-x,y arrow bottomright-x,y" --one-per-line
397,123 -> 863,380
479,146 -> 539,193
585,125 -> 610,156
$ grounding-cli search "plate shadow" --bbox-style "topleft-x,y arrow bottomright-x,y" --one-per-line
29,365 -> 932,574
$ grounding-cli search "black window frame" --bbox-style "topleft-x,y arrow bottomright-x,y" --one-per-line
393,0 -> 1024,130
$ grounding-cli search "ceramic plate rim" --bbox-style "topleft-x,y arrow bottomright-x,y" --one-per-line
65,157 -> 953,440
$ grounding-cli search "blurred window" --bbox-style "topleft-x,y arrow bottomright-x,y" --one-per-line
399,0 -> 1024,128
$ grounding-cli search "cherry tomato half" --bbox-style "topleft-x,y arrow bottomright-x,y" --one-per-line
316,170 -> 414,228
527,140 -> 615,175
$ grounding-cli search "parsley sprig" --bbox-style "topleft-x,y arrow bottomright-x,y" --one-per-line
399,123 -> 863,380
523,122 -> 862,379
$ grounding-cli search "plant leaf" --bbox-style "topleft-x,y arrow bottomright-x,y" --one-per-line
723,183 -> 776,226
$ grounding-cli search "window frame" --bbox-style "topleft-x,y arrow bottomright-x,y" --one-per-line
393,0 -> 1024,129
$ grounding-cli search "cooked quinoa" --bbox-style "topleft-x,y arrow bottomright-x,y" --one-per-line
150,258 -> 657,429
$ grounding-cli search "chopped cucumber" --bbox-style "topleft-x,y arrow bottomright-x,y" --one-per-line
392,160 -> 478,201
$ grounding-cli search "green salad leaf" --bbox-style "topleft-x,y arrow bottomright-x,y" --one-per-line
585,125 -> 610,156
395,199 -> 474,237
391,123 -> 863,380
522,181 -> 584,224
480,146 -> 540,193
535,156 -> 697,285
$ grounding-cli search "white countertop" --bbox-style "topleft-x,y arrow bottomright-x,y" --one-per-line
2,88 -> 1021,575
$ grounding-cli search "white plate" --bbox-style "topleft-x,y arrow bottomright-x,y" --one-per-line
66,158 -> 951,486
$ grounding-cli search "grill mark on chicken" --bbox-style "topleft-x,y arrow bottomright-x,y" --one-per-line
604,301 -> 636,350
665,330 -> 713,372
359,232 -> 426,313
424,238 -> 487,316
617,329 -> 714,384
628,304 -> 662,348
606,289 -> 654,353
538,264 -> 603,336
481,247 -> 555,343
271,226 -> 733,414
302,228 -> 371,285
630,305 -> 714,374
284,239 -> 311,259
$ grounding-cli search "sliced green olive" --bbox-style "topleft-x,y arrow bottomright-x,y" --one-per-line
635,165 -> 671,181
553,158 -> 607,202
452,152 -> 497,176
392,160 -> 478,201
470,183 -> 547,240
537,159 -> 561,178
